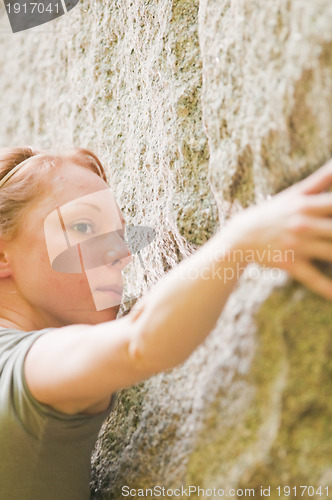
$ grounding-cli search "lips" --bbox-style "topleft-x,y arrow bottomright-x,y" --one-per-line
96,283 -> 123,295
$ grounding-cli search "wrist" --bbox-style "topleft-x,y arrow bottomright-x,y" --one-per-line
215,213 -> 253,266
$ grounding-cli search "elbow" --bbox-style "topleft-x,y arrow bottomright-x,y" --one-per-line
128,335 -> 146,371
126,300 -> 170,376
127,319 -> 160,377
128,336 -> 160,378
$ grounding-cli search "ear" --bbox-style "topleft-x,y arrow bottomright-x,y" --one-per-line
0,241 -> 12,278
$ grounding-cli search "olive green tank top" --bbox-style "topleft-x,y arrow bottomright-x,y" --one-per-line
0,328 -> 116,499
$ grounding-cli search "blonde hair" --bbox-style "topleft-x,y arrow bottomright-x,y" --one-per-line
0,146 -> 108,238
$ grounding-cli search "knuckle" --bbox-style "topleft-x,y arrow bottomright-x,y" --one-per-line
296,197 -> 311,215
281,231 -> 300,252
287,214 -> 309,234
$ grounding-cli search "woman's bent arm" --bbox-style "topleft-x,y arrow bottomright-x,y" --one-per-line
25,223 -> 245,414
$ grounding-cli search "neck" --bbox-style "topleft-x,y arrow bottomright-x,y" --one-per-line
0,279 -> 119,332
0,283 -> 63,332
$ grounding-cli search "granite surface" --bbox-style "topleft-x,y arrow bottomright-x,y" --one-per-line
0,0 -> 331,498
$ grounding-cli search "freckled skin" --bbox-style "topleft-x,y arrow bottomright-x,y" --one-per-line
3,162 -> 129,330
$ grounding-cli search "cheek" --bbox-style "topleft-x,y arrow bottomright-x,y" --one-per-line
20,235 -> 101,308
38,253 -> 91,298
52,270 -> 90,293
42,271 -> 97,316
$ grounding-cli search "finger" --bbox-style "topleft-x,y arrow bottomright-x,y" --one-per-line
293,215 -> 332,237
296,161 -> 332,195
299,193 -> 332,215
295,239 -> 332,263
289,258 -> 332,301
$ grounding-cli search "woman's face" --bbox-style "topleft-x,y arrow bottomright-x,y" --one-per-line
7,161 -> 132,327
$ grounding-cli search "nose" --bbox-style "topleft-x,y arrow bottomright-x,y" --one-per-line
104,231 -> 133,269
71,229 -> 132,271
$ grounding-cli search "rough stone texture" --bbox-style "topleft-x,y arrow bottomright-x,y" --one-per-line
0,0 -> 332,499
199,0 -> 332,216
0,0 -> 218,305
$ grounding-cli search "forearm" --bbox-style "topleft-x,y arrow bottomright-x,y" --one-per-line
127,219 -> 247,373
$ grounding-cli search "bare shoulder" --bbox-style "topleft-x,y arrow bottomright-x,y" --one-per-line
24,316 -> 150,416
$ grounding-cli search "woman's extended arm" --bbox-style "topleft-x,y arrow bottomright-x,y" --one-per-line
127,160 -> 332,372
25,160 -> 332,414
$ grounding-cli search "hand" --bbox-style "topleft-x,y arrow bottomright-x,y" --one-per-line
228,159 -> 332,300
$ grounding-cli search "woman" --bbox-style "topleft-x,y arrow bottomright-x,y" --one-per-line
1,146 -> 332,499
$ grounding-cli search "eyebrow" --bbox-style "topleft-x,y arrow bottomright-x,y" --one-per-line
76,201 -> 127,225
76,202 -> 101,212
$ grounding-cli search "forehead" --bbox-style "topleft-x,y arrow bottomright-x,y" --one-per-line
43,161 -> 125,220
49,160 -> 109,199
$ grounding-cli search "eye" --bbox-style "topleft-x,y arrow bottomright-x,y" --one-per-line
70,222 -> 95,235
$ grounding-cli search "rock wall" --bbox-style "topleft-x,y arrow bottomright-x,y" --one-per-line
0,0 -> 331,499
